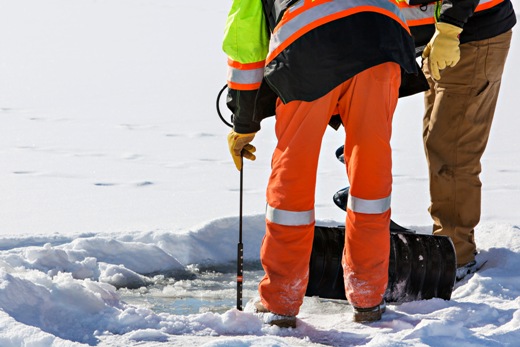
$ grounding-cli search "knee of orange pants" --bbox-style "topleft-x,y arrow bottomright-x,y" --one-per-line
259,220 -> 314,316
342,209 -> 390,308
339,63 -> 396,201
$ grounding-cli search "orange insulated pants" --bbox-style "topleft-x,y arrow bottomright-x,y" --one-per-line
259,62 -> 400,315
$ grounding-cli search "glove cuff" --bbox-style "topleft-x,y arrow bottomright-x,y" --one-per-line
436,22 -> 463,36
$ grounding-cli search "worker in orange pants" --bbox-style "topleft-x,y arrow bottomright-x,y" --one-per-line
259,62 -> 399,319
224,0 -> 420,326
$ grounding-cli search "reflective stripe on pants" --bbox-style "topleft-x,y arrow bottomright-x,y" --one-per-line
259,62 -> 400,315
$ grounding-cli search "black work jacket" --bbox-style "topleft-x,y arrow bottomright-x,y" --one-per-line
411,0 -> 516,54
228,0 -> 421,134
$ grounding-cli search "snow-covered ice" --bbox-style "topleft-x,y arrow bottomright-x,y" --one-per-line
0,1 -> 519,346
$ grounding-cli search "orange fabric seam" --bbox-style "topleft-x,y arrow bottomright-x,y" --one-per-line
227,81 -> 262,90
476,0 -> 504,12
407,18 -> 435,26
228,59 -> 266,70
274,0 -> 334,33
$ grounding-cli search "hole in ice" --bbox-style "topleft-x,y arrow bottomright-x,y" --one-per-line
120,263 -> 264,315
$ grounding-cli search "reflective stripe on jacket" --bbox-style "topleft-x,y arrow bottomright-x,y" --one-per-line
227,60 -> 265,90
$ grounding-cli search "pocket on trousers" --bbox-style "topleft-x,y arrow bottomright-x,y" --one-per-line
466,80 -> 500,124
485,48 -> 510,82
484,31 -> 512,82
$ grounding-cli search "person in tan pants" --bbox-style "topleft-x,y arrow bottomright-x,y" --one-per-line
421,0 -> 515,279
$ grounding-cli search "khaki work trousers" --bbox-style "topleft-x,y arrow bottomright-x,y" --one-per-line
422,30 -> 513,266
259,62 -> 400,316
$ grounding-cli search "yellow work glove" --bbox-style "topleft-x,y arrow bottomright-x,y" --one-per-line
227,131 -> 256,171
422,22 -> 463,80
